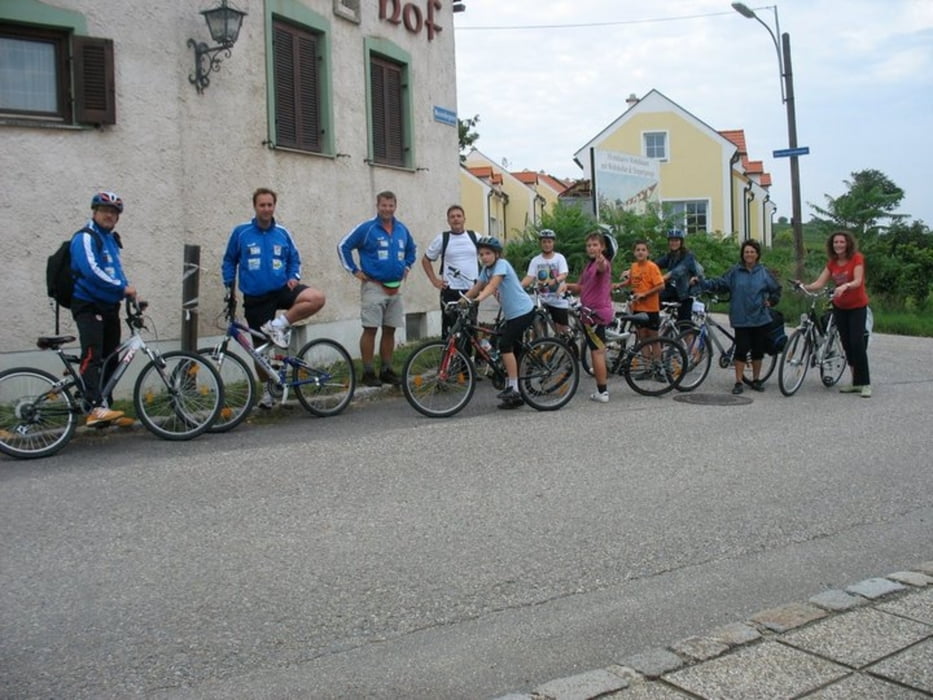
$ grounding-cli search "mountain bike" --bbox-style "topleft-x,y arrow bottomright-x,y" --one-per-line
0,299 -> 224,459
574,298 -> 688,397
198,296 -> 356,431
777,284 -> 846,396
402,301 -> 580,418
672,294 -> 778,392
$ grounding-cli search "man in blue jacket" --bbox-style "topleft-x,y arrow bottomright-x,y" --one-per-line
71,191 -> 138,426
337,191 -> 416,386
223,188 -> 326,407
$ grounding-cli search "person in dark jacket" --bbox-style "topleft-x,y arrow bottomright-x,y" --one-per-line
655,229 -> 703,323
695,240 -> 781,394
70,191 -> 137,426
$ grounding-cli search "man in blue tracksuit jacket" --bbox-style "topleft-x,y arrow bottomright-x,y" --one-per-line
337,190 -> 416,387
222,188 -> 326,408
70,191 -> 138,426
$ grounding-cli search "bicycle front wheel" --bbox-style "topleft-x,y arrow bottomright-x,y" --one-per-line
0,367 -> 77,459
819,328 -> 847,387
623,336 -> 687,396
134,351 -> 223,440
198,346 -> 255,432
402,340 -> 475,418
674,328 -> 712,392
518,337 -> 579,411
293,339 -> 356,416
778,329 -> 811,396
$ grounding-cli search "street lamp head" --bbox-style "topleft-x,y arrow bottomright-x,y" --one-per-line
731,2 -> 757,19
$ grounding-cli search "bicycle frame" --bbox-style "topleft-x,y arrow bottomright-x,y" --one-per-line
211,318 -> 340,403
52,304 -> 168,414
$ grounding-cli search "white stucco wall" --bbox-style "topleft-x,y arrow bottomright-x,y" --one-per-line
0,0 -> 460,358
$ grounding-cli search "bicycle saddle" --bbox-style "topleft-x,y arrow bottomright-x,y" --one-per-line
36,335 -> 76,350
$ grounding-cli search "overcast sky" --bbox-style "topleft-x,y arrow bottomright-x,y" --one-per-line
453,0 -> 933,227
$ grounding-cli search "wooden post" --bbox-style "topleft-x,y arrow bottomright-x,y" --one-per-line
181,245 -> 200,351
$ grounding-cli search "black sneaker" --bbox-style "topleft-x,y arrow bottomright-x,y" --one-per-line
731,382 -> 744,395
496,386 -> 515,399
750,379 -> 765,392
361,370 -> 383,387
379,367 -> 401,386
497,387 -> 524,409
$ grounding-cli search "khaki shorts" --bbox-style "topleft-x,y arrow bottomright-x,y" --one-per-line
361,280 -> 404,328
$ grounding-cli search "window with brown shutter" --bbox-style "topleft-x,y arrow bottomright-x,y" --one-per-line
0,23 -> 114,127
273,20 -> 321,153
370,56 -> 405,167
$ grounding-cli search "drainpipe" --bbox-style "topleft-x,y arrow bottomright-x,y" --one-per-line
729,151 -> 741,235
762,194 -> 772,247
486,187 -> 494,235
743,181 -> 754,240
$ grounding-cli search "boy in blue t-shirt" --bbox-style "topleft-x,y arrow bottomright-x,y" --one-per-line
461,236 -> 534,409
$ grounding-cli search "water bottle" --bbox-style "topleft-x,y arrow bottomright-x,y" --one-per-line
480,338 -> 499,363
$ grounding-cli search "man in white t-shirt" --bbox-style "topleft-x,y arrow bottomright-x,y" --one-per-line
520,228 -> 570,334
421,204 -> 480,337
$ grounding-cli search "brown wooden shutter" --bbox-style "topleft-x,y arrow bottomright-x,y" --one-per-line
274,21 -> 321,152
370,57 -> 404,167
73,35 -> 115,125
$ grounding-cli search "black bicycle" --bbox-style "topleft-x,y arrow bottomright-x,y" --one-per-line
0,300 -> 224,459
402,301 -> 580,418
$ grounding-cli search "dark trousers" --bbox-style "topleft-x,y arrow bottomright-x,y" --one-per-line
834,305 -> 870,386
440,287 -> 475,338
72,299 -> 122,407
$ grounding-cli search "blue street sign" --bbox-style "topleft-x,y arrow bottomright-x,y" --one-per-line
433,106 -> 457,127
773,146 -> 810,158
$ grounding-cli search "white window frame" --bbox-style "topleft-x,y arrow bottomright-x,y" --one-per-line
665,199 -> 709,234
643,130 -> 669,161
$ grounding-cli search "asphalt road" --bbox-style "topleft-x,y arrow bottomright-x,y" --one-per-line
1,331 -> 931,698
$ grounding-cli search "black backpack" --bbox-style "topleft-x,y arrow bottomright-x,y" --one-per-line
47,227 -> 102,310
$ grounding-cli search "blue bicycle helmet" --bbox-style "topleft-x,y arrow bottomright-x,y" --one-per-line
91,191 -> 124,213
667,228 -> 685,239
476,235 -> 503,252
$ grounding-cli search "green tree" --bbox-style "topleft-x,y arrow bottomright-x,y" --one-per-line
809,169 -> 907,238
458,114 -> 480,162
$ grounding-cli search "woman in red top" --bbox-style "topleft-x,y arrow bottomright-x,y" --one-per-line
800,231 -> 871,397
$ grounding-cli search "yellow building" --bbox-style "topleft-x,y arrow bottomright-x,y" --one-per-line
573,89 -> 774,243
460,150 -> 568,242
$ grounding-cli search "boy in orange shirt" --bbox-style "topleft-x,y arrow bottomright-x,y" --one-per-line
619,240 -> 665,344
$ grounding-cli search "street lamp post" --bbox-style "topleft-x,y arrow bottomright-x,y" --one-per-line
731,3 -> 805,279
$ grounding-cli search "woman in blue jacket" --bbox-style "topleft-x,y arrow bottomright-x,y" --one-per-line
697,240 -> 781,394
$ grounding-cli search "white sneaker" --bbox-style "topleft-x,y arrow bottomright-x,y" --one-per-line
86,406 -> 125,426
260,320 -> 290,348
257,386 -> 276,409
589,391 -> 609,403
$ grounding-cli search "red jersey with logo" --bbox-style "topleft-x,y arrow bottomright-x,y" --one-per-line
827,252 -> 869,309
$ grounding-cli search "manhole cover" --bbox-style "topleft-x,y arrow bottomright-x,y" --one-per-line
673,393 -> 753,406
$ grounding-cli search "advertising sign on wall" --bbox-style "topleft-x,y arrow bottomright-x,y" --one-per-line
592,148 -> 660,216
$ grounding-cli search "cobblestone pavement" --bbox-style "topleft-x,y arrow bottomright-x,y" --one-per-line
496,561 -> 933,699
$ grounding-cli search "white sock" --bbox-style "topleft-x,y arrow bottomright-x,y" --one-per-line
272,316 -> 290,330
509,379 -> 518,390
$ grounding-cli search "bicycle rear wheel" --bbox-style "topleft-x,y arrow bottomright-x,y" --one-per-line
198,346 -> 255,432
0,367 -> 77,459
402,340 -> 475,418
674,328 -> 712,392
623,336 -> 687,396
778,329 -> 811,396
293,339 -> 356,416
819,328 -> 847,387
518,337 -> 579,411
134,351 -> 223,440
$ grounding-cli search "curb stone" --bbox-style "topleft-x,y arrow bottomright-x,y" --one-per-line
493,562 -> 933,699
